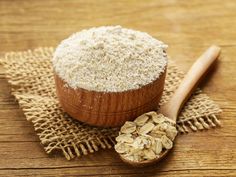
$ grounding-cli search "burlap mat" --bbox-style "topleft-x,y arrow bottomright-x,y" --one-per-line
0,47 -> 222,160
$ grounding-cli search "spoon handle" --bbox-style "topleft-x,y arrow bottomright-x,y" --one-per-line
159,45 -> 221,121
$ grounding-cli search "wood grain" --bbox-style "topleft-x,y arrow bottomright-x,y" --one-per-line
54,70 -> 166,127
0,0 -> 236,176
160,45 -> 221,121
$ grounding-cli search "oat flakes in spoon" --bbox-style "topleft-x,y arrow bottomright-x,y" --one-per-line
115,45 -> 221,167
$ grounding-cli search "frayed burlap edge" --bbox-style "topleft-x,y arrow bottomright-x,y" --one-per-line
0,47 -> 222,160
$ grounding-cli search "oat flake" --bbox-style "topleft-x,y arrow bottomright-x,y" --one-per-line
115,112 -> 178,162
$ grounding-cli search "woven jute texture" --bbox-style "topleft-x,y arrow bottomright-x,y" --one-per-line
0,47 -> 222,160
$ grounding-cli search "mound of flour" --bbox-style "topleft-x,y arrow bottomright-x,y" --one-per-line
53,26 -> 168,92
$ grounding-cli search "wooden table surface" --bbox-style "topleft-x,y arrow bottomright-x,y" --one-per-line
0,0 -> 235,176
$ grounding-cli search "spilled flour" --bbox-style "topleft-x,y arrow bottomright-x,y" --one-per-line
53,26 -> 168,92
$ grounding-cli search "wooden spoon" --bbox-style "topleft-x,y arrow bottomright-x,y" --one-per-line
119,45 -> 221,167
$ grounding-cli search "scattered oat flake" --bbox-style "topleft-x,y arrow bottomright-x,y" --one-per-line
114,143 -> 127,153
139,122 -> 155,135
165,126 -> 178,141
152,113 -> 166,124
154,138 -> 163,154
120,121 -> 136,134
161,135 -> 173,150
143,149 -> 156,160
134,114 -> 149,126
116,134 -> 134,143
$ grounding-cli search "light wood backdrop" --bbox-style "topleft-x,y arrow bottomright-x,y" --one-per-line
0,0 -> 235,176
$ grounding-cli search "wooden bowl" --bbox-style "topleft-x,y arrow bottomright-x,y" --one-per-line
54,68 -> 166,127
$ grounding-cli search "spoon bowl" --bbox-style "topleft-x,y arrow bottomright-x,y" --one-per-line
117,45 -> 221,166
119,149 -> 170,167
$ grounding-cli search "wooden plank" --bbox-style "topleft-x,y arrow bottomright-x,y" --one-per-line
0,137 -> 235,168
0,0 -> 235,52
0,169 -> 235,177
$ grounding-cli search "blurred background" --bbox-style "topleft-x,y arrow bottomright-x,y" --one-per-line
1,0 -> 235,62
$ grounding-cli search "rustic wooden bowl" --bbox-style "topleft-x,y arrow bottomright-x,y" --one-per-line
54,68 -> 166,127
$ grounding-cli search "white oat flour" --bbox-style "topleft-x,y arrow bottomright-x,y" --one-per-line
53,26 -> 168,92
